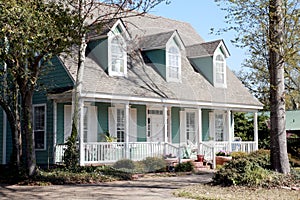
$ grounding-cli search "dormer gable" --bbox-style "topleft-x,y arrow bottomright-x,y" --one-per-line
107,20 -> 130,77
186,40 -> 230,88
140,30 -> 185,82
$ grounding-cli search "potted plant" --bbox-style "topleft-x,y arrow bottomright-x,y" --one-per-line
215,150 -> 232,165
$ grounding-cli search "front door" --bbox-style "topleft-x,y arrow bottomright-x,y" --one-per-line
147,109 -> 164,142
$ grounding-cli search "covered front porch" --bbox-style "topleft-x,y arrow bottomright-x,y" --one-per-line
53,98 -> 259,168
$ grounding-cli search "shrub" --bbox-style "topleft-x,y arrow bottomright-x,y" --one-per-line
247,149 -> 270,169
142,157 -> 166,173
113,159 -> 135,170
175,161 -> 193,172
213,158 -> 272,186
231,151 -> 248,159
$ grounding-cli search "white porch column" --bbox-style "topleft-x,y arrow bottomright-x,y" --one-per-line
125,103 -> 130,159
197,108 -> 202,154
254,111 -> 258,150
163,105 -> 168,156
53,101 -> 57,164
227,110 -> 232,152
2,111 -> 7,164
79,99 -> 85,166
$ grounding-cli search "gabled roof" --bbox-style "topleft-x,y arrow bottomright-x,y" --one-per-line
139,31 -> 175,50
58,7 -> 263,110
186,40 -> 230,58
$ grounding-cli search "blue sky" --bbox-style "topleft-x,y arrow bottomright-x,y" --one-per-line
150,0 -> 247,72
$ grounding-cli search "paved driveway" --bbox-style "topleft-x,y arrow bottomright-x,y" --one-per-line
0,172 -> 214,200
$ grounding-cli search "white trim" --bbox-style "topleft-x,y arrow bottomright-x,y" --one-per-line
163,106 -> 168,143
166,36 -> 182,82
33,104 -> 47,151
125,103 -> 130,158
79,99 -> 85,166
254,112 -> 258,150
213,52 -> 227,88
197,108 -> 202,153
2,111 -> 7,164
80,92 -> 263,110
53,101 -> 57,163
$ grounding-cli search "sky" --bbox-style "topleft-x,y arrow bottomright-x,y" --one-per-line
149,0 -> 247,72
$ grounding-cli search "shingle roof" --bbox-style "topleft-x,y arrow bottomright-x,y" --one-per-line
59,7 -> 263,110
139,31 -> 175,50
186,40 -> 223,58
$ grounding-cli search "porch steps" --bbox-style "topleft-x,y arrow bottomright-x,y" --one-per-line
165,158 -> 211,172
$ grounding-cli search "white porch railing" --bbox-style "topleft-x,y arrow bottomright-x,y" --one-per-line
55,141 -> 257,166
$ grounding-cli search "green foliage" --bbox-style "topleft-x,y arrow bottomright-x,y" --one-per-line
142,157 -> 166,173
231,151 -> 248,159
175,161 -> 193,172
64,122 -> 79,171
234,112 -> 270,149
113,159 -> 135,170
213,149 -> 271,186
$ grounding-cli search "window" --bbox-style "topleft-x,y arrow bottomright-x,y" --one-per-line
110,36 -> 126,76
83,107 -> 88,143
215,54 -> 226,86
33,104 -> 46,150
116,108 -> 125,142
186,112 -> 196,143
215,113 -> 224,141
167,45 -> 181,81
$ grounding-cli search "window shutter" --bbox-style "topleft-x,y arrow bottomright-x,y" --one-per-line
179,111 -> 186,144
129,108 -> 137,142
88,106 -> 98,142
108,107 -> 117,138
209,112 -> 214,141
64,105 -> 72,142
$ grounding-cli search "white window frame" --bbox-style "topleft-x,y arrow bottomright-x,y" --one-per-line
166,41 -> 181,82
108,34 -> 127,77
213,53 -> 226,88
186,110 -> 197,144
33,104 -> 46,151
209,111 -> 226,141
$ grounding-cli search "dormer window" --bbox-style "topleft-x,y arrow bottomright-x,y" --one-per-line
111,36 -> 125,74
166,44 -> 181,82
108,22 -> 128,77
168,46 -> 180,79
214,53 -> 226,87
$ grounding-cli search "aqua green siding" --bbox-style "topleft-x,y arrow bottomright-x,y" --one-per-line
87,39 -> 108,71
190,57 -> 213,84
145,49 -> 166,79
202,109 -> 210,141
171,107 -> 180,143
131,105 -> 147,142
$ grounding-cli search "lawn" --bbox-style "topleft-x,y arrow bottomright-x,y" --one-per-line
174,184 -> 300,200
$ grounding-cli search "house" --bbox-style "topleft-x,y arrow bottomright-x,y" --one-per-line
0,9 -> 263,168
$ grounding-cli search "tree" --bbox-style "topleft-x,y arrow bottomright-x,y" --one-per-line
214,0 -> 299,173
62,0 -> 168,167
0,0 -> 78,176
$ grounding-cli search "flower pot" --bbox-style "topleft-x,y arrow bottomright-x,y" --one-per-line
197,154 -> 204,162
215,156 -> 232,165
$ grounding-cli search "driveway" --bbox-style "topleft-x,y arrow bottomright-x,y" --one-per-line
0,172 -> 214,200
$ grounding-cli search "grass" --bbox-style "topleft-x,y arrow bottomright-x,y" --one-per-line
174,184 -> 300,200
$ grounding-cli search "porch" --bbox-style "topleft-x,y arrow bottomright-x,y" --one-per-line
55,141 -> 257,168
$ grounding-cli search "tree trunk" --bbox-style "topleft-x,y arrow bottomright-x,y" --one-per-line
21,90 -> 36,176
269,0 -> 290,174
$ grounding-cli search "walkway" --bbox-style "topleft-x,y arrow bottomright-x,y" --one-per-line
0,172 -> 214,200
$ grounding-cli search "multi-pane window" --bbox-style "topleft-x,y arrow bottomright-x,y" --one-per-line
111,36 -> 125,75
117,108 -> 125,142
83,107 -> 88,143
215,113 -> 224,141
168,46 -> 180,80
33,105 -> 46,150
215,54 -> 225,85
186,112 -> 196,143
